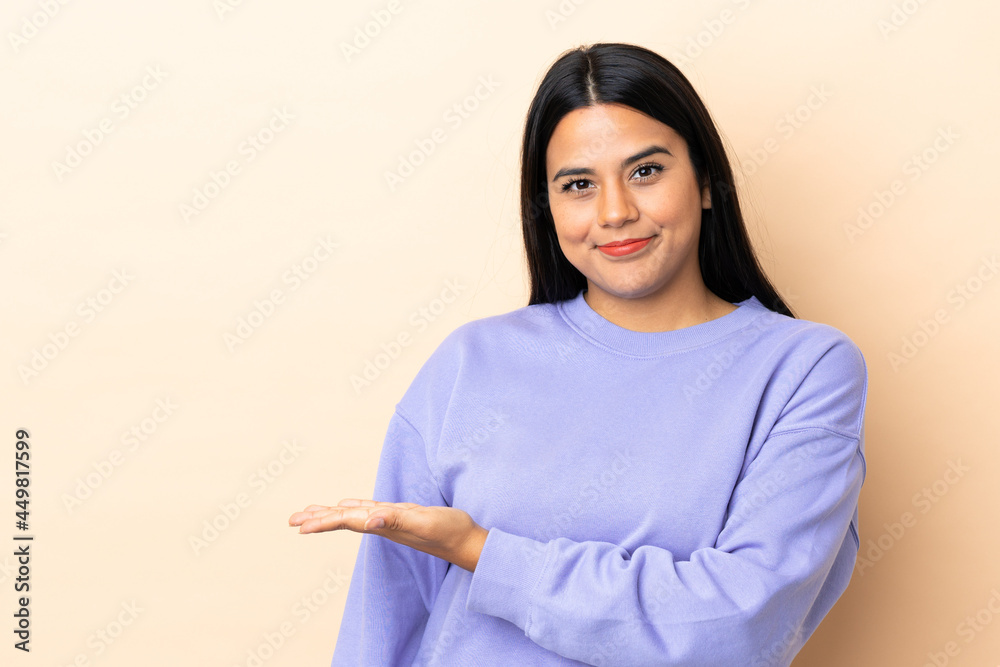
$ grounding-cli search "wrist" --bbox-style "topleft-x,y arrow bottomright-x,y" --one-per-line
457,525 -> 489,572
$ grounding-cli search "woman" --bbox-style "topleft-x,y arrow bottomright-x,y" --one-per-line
289,42 -> 868,666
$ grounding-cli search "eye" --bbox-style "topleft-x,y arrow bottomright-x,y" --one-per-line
557,162 -> 664,194
633,162 -> 663,181
560,178 -> 592,193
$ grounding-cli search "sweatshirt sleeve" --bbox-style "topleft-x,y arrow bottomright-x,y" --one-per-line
465,336 -> 869,667
331,409 -> 450,666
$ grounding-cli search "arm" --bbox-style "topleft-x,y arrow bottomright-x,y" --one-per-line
331,410 -> 450,666
465,339 -> 869,666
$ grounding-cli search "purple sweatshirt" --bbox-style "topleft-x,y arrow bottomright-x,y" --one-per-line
331,288 -> 868,666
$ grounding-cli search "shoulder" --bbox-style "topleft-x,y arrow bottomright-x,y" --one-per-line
426,299 -> 564,361
745,300 -> 866,376
745,303 -> 868,437
453,300 -> 564,340
395,299 -> 561,408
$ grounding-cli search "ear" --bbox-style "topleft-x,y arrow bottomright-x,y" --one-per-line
701,179 -> 712,209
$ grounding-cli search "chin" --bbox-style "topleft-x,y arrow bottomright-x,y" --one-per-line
592,280 -> 665,300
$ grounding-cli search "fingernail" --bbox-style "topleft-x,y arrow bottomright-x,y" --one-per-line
368,518 -> 384,529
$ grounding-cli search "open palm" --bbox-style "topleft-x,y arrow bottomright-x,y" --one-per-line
288,498 -> 488,572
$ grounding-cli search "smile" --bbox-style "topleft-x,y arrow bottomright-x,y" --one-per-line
597,237 -> 653,257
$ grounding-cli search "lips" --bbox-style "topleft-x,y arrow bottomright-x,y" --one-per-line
596,236 -> 653,257
599,237 -> 651,247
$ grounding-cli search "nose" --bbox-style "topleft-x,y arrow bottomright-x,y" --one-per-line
599,180 -> 638,227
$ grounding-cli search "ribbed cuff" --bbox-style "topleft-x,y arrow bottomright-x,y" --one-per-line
465,527 -> 550,631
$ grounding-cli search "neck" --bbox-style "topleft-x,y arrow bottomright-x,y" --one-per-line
583,278 -> 736,333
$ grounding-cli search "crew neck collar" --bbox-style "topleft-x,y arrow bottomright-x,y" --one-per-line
556,288 -> 767,358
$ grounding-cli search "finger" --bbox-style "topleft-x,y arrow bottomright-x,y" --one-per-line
289,510 -> 317,526
337,498 -> 378,507
298,508 -> 347,534
340,499 -> 421,510
289,506 -> 343,526
298,507 -> 345,524
291,501 -> 417,526
289,505 -> 332,524
299,507 -> 387,534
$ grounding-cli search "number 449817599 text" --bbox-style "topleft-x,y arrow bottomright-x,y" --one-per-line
14,429 -> 32,652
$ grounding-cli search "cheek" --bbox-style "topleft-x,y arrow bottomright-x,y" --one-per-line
638,187 -> 702,229
549,201 -> 589,242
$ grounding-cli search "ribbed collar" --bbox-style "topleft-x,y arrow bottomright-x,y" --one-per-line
556,288 -> 767,358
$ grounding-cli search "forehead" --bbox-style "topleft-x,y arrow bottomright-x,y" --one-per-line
545,103 -> 685,165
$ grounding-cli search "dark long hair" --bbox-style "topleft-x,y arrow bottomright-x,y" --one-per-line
520,42 -> 794,318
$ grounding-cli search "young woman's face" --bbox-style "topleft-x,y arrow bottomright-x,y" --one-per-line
545,103 -> 711,302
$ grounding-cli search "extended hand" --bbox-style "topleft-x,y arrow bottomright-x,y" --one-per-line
288,499 -> 489,572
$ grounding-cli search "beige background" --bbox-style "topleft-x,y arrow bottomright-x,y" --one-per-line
2,1 -> 997,665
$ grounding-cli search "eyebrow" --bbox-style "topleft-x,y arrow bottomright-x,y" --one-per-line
550,145 -> 673,182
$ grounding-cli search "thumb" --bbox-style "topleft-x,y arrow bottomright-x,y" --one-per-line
364,511 -> 391,531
